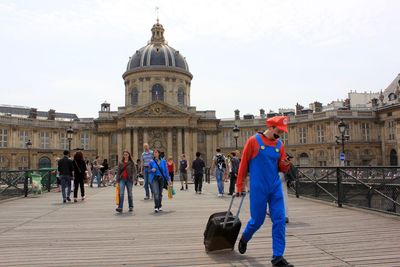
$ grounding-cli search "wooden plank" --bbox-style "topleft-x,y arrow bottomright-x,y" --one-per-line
0,182 -> 399,266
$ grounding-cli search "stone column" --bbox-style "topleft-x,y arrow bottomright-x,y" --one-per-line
117,132 -> 123,160
32,153 -> 38,169
33,131 -> 39,149
212,133 -> 217,155
11,153 -> 16,169
97,135 -> 103,158
11,128 -> 17,148
192,129 -> 198,156
184,128 -> 191,165
167,129 -> 173,158
125,129 -> 132,153
133,128 -> 139,161
206,133 -> 213,167
143,129 -> 148,144
52,131 -> 59,150
177,128 -> 183,167
104,134 -> 110,160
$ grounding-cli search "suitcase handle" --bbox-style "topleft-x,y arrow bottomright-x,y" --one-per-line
223,193 -> 246,228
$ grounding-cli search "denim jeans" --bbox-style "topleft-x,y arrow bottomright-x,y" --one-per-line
60,175 -> 71,200
143,167 -> 153,198
90,170 -> 101,187
215,169 -> 225,194
118,179 -> 133,210
152,176 -> 163,209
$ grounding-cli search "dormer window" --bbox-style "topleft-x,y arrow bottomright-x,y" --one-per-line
388,93 -> 397,101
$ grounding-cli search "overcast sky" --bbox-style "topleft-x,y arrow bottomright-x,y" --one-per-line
1,0 -> 399,119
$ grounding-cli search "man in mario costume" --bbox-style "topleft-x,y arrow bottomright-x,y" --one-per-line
236,116 -> 293,267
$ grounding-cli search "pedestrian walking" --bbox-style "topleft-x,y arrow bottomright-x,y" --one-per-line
100,159 -> 109,186
211,148 -> 227,197
192,152 -> 205,194
72,151 -> 87,202
85,160 -> 92,186
141,143 -> 154,200
167,156 -> 175,185
115,150 -> 136,213
236,116 -> 293,267
179,154 -> 188,190
228,151 -> 240,195
58,150 -> 73,203
149,149 -> 171,213
90,156 -> 102,187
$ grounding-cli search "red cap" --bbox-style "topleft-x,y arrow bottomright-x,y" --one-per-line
266,116 -> 289,133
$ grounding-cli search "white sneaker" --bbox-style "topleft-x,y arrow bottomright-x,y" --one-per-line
217,193 -> 222,197
158,207 -> 163,211
154,208 -> 159,213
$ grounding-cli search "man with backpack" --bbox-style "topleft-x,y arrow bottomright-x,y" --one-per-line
228,151 -> 240,195
211,148 -> 227,197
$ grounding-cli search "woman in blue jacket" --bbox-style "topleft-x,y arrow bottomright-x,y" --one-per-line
149,149 -> 171,213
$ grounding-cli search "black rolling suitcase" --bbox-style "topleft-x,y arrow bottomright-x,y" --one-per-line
203,194 -> 246,252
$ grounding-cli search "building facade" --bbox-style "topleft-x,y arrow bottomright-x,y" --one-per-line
0,21 -> 399,169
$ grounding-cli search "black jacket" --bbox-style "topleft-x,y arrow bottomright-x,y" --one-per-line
58,156 -> 73,176
192,158 -> 205,175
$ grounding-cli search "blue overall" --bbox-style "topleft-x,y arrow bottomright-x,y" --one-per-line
242,134 -> 286,257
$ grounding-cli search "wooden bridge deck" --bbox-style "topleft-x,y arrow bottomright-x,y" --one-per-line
0,182 -> 399,267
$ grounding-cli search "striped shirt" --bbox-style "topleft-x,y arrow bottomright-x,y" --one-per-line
141,150 -> 154,167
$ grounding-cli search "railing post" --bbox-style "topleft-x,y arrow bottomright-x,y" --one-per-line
336,167 -> 343,207
24,171 -> 29,197
47,172 -> 51,192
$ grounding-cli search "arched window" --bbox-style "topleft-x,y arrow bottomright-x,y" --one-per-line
131,88 -> 138,106
388,93 -> 397,101
390,149 -> 397,166
38,156 -> 51,169
152,84 -> 164,101
299,152 -> 309,166
177,88 -> 184,105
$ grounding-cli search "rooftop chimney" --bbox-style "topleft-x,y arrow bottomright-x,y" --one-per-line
28,108 -> 37,119
234,109 -> 240,120
48,109 -> 55,120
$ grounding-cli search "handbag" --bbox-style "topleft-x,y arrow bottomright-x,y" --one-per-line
115,183 -> 120,205
153,159 -> 169,190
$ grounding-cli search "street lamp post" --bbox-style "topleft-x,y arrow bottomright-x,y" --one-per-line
66,126 -> 74,151
25,139 -> 32,169
232,125 -> 240,150
336,119 -> 349,167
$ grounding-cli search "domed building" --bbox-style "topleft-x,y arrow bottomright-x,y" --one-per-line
1,21 -> 400,171
95,20 -> 219,166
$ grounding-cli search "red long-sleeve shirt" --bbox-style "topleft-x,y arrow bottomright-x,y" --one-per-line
236,134 -> 290,193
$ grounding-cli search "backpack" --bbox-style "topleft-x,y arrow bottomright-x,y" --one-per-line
215,154 -> 226,170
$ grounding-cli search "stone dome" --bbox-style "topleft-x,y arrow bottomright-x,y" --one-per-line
126,21 -> 190,73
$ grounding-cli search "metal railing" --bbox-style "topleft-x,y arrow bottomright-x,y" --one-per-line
0,169 -> 57,199
291,166 -> 400,215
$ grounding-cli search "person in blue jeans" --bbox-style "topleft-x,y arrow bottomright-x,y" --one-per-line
211,148 -> 227,197
115,150 -> 136,213
149,149 -> 171,213
141,143 -> 154,200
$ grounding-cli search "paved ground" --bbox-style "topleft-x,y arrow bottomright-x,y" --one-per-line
0,182 -> 399,266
